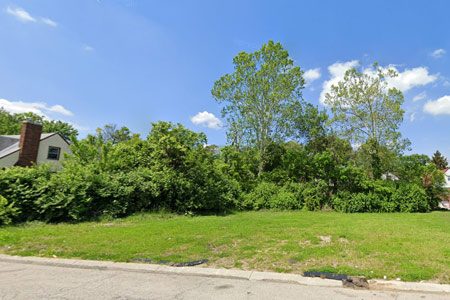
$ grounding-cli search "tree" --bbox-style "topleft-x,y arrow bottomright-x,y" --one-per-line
431,150 -> 448,170
324,63 -> 410,178
99,124 -> 137,144
0,109 -> 78,140
42,120 -> 79,140
211,40 -> 310,173
395,154 -> 430,182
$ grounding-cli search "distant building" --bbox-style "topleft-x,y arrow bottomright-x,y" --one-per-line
0,122 -> 72,168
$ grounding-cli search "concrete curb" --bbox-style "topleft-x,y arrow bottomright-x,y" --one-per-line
0,254 -> 448,294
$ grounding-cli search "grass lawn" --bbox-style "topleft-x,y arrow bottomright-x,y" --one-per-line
0,211 -> 449,283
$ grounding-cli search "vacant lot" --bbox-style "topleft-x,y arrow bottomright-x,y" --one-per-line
0,211 -> 449,283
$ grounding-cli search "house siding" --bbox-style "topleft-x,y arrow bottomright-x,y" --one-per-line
0,151 -> 19,168
36,134 -> 72,166
0,134 -> 72,168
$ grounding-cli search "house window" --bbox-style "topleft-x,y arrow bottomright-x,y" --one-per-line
447,176 -> 450,181
47,146 -> 61,160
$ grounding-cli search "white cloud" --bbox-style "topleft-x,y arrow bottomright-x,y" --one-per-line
430,48 -> 446,58
319,60 -> 358,104
303,68 -> 321,85
413,91 -> 427,102
320,61 -> 438,104
48,104 -> 73,116
410,112 -> 416,122
41,17 -> 57,27
190,111 -> 222,130
6,6 -> 36,22
6,6 -> 57,26
66,121 -> 90,132
83,45 -> 94,52
383,66 -> 438,92
423,95 -> 450,115
0,98 -> 73,119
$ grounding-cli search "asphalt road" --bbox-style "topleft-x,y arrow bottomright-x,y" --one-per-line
0,260 -> 447,300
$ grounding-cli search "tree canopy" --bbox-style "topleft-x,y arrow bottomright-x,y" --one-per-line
0,109 -> 78,140
211,40 -> 322,173
431,150 -> 448,170
324,63 -> 410,178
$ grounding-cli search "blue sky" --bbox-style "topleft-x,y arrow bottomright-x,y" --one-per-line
1,0 -> 450,158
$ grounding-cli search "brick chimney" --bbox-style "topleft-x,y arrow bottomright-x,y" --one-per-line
16,122 -> 43,167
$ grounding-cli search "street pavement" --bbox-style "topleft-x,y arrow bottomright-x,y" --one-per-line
0,260 -> 448,299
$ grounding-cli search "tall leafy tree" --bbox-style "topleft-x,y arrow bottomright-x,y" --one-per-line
431,150 -> 448,169
211,40 -> 310,173
324,63 -> 410,178
99,124 -> 137,144
0,109 -> 78,140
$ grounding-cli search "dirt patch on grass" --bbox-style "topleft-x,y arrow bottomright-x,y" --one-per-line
207,243 -> 229,253
317,235 -> 331,244
286,258 -> 298,265
299,236 -> 332,248
298,240 -> 311,247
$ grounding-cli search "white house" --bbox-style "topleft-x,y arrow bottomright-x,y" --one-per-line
0,122 -> 72,168
439,168 -> 450,210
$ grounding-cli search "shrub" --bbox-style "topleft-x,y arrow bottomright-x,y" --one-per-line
242,182 -> 281,210
281,182 -> 306,208
332,191 -> 385,213
0,195 -> 19,225
302,180 -> 329,211
332,182 -> 429,213
269,192 -> 299,210
391,183 -> 430,213
0,165 -> 52,222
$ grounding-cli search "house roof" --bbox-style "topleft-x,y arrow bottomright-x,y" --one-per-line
0,133 -> 56,159
441,168 -> 450,174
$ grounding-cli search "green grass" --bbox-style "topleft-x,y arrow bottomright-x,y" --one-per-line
1,211 -> 449,283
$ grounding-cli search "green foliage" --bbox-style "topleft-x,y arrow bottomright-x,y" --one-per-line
332,181 -> 429,213
324,63 -> 410,178
99,124 -> 137,144
269,192 -> 299,210
281,182 -> 306,208
2,43 -> 440,223
431,150 -> 448,170
243,181 -> 281,210
0,109 -> 78,139
242,181 -> 307,210
0,165 -> 53,222
212,40 -> 312,173
302,180 -> 329,211
421,164 -> 447,209
332,191 -> 380,213
395,154 -> 430,182
36,165 -> 160,222
0,195 -> 19,225
145,121 -> 240,212
218,146 -> 259,192
391,183 -> 430,213
0,121 -> 241,223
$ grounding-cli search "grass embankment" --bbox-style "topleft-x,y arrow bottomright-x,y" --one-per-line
0,211 -> 449,283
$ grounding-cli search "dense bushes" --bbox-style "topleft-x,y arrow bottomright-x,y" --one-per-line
0,195 -> 18,225
0,121 -> 446,225
0,165 -> 53,222
0,122 -> 241,223
332,182 -> 432,213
